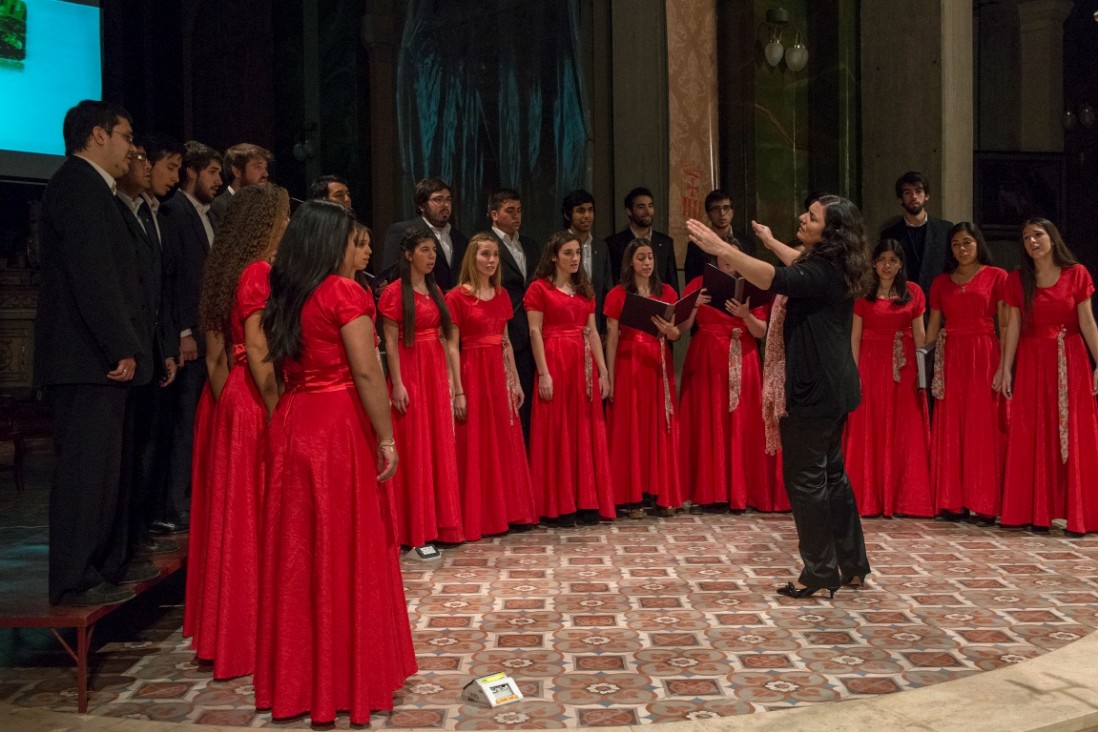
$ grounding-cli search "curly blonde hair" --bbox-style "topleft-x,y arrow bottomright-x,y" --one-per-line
198,184 -> 289,342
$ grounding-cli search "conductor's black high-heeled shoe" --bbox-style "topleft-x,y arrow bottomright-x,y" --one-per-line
840,574 -> 869,589
776,582 -> 837,599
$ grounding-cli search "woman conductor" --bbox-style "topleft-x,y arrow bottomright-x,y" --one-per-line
686,195 -> 873,598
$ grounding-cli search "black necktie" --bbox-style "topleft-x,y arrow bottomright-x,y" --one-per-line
136,200 -> 159,248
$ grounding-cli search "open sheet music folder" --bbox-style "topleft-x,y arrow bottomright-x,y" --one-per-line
702,263 -> 775,312
619,289 -> 702,337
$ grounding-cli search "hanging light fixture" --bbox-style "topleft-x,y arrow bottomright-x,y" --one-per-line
760,8 -> 809,73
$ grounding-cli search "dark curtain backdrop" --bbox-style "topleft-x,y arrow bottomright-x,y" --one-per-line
396,0 -> 589,246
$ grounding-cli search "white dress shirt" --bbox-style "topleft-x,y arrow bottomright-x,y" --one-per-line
74,154 -> 118,194
572,230 -> 594,279
181,189 -> 215,248
492,226 -> 526,275
424,217 -> 453,265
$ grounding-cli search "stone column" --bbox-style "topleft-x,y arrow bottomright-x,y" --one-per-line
860,0 -> 975,232
664,0 -> 720,271
1016,0 -> 1073,151
939,0 -> 974,225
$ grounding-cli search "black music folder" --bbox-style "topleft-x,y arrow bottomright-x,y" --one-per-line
702,263 -> 775,312
619,289 -> 703,337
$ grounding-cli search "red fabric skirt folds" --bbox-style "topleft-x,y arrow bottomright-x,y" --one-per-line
389,333 -> 462,547
529,329 -> 616,519
455,339 -> 536,539
183,382 -> 214,640
606,336 -> 683,507
1001,332 -> 1098,532
190,360 -> 267,678
844,333 -> 933,517
255,385 -> 416,724
931,331 -> 1009,516
679,327 -> 786,511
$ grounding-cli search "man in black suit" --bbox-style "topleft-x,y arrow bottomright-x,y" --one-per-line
159,141 -> 222,533
683,189 -> 751,285
381,177 -> 467,291
562,189 -> 613,334
208,142 -> 271,225
34,100 -> 149,606
116,135 -> 184,552
880,171 -> 954,295
310,173 -> 353,209
489,188 -> 540,439
606,186 -> 678,291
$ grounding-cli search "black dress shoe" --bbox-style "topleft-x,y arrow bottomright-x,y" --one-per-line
556,513 -> 577,528
59,582 -> 136,606
840,573 -> 870,589
578,509 -> 600,525
148,520 -> 189,535
119,561 -> 161,584
137,538 -> 179,555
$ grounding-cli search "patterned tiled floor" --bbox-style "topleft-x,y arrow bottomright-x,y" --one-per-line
3,491 -> 1098,728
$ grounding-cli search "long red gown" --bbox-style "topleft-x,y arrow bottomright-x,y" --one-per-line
182,381 -> 214,640
1001,265 -> 1098,532
524,278 -> 616,519
929,267 -> 1010,517
678,276 -> 787,512
445,286 -> 536,539
843,282 -> 934,517
603,284 -> 683,508
255,275 -> 416,724
378,281 -> 462,546
188,260 -> 270,678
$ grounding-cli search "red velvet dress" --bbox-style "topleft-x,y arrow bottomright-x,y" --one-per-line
524,278 -> 616,519
603,284 -> 683,508
929,267 -> 1010,517
255,275 -> 416,724
183,381 -> 214,640
445,286 -> 536,539
188,260 -> 270,678
843,283 -> 933,517
378,281 -> 462,546
678,276 -> 787,511
1001,265 -> 1098,532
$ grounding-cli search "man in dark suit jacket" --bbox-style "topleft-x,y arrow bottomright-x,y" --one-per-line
34,100 -> 150,606
381,177 -> 468,291
606,186 -> 678,292
159,141 -> 222,533
116,135 -> 187,554
489,188 -> 541,440
880,171 -> 954,295
683,189 -> 752,285
562,189 -> 613,334
207,142 -> 271,227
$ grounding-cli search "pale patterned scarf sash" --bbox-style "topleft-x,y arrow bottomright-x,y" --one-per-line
761,295 -> 788,455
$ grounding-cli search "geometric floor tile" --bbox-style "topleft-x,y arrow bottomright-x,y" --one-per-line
3,451 -> 1098,727
3,509 -> 1098,727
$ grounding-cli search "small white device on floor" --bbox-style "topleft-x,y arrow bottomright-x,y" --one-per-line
461,672 -> 523,707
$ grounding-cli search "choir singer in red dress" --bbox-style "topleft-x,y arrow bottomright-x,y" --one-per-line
256,201 -> 415,724
445,232 -> 537,539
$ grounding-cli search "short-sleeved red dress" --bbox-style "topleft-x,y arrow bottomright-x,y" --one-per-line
1001,265 -> 1098,532
928,266 -> 1010,517
843,282 -> 933,517
524,278 -> 616,519
602,283 -> 683,508
678,276 -> 787,511
378,281 -> 463,546
255,275 -> 416,724
445,286 -> 536,539
188,260 -> 270,678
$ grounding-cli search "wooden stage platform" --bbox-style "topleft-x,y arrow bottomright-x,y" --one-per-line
0,534 -> 188,713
